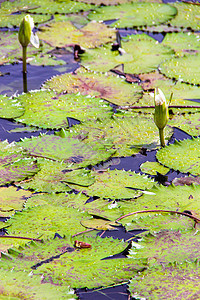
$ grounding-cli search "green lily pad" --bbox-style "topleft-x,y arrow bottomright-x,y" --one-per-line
69,169 -> 155,199
81,34 -> 174,74
68,112 -> 173,156
129,230 -> 200,266
0,140 -> 40,186
17,158 -> 95,193
81,217 -> 120,230
0,235 -> 143,290
0,270 -> 76,299
2,205 -> 89,240
88,3 -> 177,28
26,192 -> 89,211
159,53 -> 200,85
156,138 -> 200,175
0,1 -> 50,28
0,31 -> 65,66
38,21 -> 116,48
168,2 -> 200,31
120,211 -> 196,232
0,187 -> 32,218
43,67 -> 142,106
168,112 -> 200,137
17,134 -> 115,168
163,32 -> 200,57
129,261 -> 200,300
140,161 -> 169,175
86,184 -> 200,223
14,90 -> 113,129
0,95 -> 24,118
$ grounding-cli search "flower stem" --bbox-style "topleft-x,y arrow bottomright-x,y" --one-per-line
22,46 -> 27,73
159,128 -> 165,147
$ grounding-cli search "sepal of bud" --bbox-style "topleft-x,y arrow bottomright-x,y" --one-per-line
18,15 -> 39,48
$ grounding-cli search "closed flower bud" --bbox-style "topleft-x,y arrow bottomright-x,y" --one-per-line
18,15 -> 39,48
154,88 -> 169,130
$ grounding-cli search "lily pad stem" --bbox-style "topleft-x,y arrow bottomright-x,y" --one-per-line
159,128 -> 165,147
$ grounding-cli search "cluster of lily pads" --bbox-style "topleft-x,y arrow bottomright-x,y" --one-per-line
0,0 -> 200,299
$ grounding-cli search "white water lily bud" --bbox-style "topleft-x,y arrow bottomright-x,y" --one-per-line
154,88 -> 169,130
18,15 -> 39,48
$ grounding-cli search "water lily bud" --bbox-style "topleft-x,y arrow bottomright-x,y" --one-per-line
18,15 -> 33,47
154,88 -> 169,130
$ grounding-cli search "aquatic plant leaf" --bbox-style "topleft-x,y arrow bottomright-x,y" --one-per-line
159,53 -> 200,85
14,90 -> 113,129
43,68 -> 142,106
0,236 -> 142,289
38,21 -> 116,48
168,113 -> 200,137
81,217 -> 120,230
140,161 -> 169,175
0,140 -> 39,186
17,159 -> 95,193
120,211 -> 196,232
129,230 -> 200,266
86,184 -> 200,222
76,0 -> 153,5
88,3 -> 177,28
0,186 -> 32,218
0,270 -> 76,299
0,31 -> 65,66
26,192 -> 89,211
0,95 -> 24,119
68,112 -> 173,156
2,205 -> 89,240
168,2 -> 200,30
129,261 -> 200,300
0,1 -> 50,28
17,134 -> 115,168
81,34 -> 174,74
156,138 -> 200,175
163,32 -> 200,57
69,169 -> 155,199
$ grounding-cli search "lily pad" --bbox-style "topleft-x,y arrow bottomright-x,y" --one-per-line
17,134 -> 115,168
81,34 -> 174,74
129,230 -> 200,266
69,169 -> 155,199
129,261 -> 200,300
0,140 -> 40,186
38,21 -> 116,48
163,32 -> 200,57
0,236 -> 143,290
168,112 -> 200,137
88,3 -> 177,28
14,90 -> 113,129
68,112 -> 173,156
17,159 -> 95,193
0,95 -> 24,119
0,186 -> 32,218
43,67 -> 142,106
1,205 -> 89,239
140,161 -> 169,175
26,192 -> 89,211
159,53 -> 200,85
168,2 -> 200,31
156,138 -> 200,175
0,270 -> 76,299
81,217 -> 120,230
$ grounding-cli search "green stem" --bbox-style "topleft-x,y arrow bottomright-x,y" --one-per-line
159,128 -> 165,147
22,46 -> 27,73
